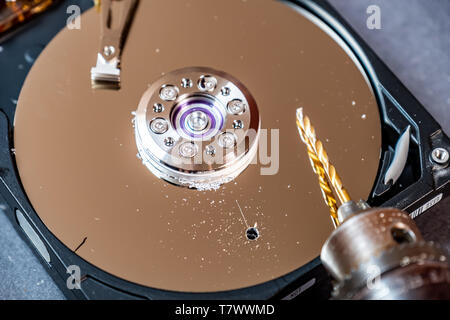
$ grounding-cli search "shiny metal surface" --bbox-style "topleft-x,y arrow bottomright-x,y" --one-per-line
431,147 -> 449,166
134,67 -> 260,189
384,126 -> 411,185
321,207 -> 450,300
321,208 -> 423,281
90,0 -> 137,84
14,0 -> 381,292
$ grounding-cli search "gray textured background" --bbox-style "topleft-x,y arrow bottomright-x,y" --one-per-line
330,0 -> 450,136
0,0 -> 449,299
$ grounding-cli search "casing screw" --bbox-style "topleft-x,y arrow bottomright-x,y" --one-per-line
431,147 -> 449,165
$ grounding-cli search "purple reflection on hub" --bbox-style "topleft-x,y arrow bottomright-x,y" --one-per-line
172,98 -> 224,139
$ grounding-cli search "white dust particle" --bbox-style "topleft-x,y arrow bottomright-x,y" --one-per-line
361,114 -> 367,120
352,101 -> 356,106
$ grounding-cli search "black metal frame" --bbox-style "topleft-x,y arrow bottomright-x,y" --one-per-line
0,0 -> 448,300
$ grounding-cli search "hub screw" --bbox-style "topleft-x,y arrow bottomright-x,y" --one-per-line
181,78 -> 193,88
221,87 -> 230,96
153,103 -> 164,113
179,142 -> 198,158
227,99 -> 246,115
164,137 -> 175,147
233,120 -> 244,129
159,85 -> 178,101
150,118 -> 169,134
198,75 -> 217,92
205,145 -> 216,156
218,132 -> 236,149
186,111 -> 209,132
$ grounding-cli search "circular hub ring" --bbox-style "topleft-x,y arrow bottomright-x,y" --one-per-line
134,67 -> 260,189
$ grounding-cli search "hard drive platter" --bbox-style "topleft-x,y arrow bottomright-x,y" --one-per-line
0,0 -> 448,299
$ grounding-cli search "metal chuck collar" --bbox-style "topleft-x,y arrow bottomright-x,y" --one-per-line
134,67 -> 260,190
321,204 -> 450,299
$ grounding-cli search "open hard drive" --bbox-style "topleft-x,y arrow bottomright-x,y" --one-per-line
0,0 -> 449,299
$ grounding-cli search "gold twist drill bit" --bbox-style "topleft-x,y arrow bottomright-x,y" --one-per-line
296,113 -> 340,227
94,0 -> 101,12
296,108 -> 351,205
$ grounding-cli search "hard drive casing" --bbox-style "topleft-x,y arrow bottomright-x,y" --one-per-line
0,0 -> 448,299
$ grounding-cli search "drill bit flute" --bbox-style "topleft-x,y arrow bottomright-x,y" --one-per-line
296,108 -> 450,300
296,109 -> 340,227
296,108 -> 350,205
